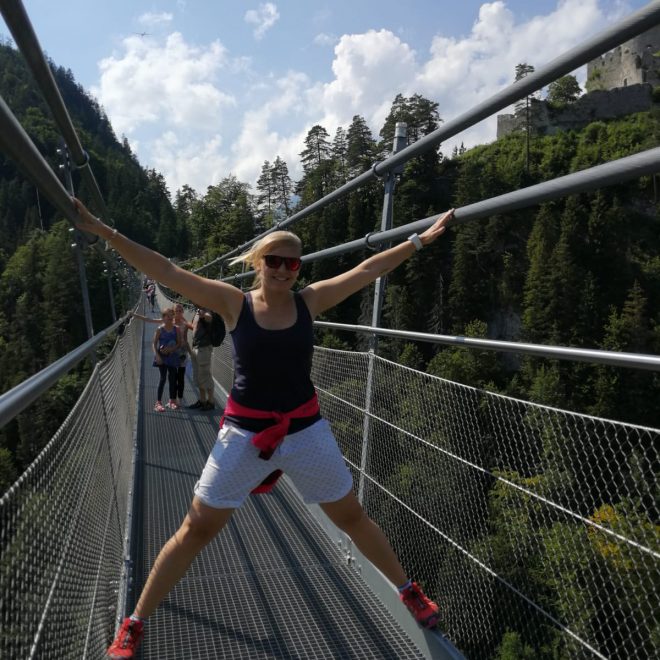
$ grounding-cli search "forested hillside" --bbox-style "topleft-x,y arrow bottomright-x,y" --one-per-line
0,36 -> 658,501
0,41 -> 179,489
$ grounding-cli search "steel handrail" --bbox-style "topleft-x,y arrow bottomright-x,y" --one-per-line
314,322 -> 660,372
0,309 -> 135,429
223,147 -> 660,275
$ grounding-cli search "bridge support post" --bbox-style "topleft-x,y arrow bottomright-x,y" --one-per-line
59,142 -> 96,361
358,122 -> 407,504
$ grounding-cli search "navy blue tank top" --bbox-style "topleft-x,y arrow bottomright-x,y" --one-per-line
227,292 -> 320,433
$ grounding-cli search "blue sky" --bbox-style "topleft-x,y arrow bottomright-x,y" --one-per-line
0,1 -> 648,196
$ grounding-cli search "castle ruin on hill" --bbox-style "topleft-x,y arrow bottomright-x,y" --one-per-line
496,25 -> 660,139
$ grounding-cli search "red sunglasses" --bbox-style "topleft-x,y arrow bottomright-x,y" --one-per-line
263,254 -> 302,271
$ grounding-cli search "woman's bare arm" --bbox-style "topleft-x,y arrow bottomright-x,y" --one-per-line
72,198 -> 244,325
153,328 -> 162,363
302,209 -> 453,317
132,312 -> 161,323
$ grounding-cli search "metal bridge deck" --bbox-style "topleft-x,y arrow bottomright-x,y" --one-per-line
131,322 -> 426,659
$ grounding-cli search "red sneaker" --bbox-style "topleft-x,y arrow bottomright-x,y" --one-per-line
107,617 -> 144,658
399,581 -> 440,628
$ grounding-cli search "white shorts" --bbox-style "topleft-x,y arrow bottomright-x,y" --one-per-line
194,418 -> 353,509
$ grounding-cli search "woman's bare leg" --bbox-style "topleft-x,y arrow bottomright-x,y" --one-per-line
320,491 -> 407,586
134,497 -> 234,618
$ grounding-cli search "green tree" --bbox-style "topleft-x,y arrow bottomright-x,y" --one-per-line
591,281 -> 660,426
331,126 -> 349,184
298,124 -> 334,201
173,184 -> 198,256
514,63 -> 537,172
255,160 -> 275,230
495,631 -> 536,659
270,156 -> 293,218
427,320 -> 500,389
547,75 -> 581,107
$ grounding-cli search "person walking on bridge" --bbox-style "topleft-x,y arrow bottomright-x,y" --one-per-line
151,307 -> 182,411
187,305 -> 218,411
72,197 -> 453,659
145,280 -> 156,313
133,302 -> 193,407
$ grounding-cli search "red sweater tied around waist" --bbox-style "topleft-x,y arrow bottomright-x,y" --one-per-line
220,393 -> 320,493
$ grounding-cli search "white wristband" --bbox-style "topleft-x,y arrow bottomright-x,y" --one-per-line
407,233 -> 423,251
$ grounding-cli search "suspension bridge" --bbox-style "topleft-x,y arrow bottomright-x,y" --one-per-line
1,1 -> 659,658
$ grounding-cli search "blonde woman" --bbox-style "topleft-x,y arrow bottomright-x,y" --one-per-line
72,197 -> 453,658
151,307 -> 182,411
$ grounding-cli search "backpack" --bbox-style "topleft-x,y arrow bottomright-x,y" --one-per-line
209,312 -> 226,347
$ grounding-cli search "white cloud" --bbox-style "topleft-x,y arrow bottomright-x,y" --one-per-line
312,9 -> 332,24
93,32 -> 239,193
138,12 -> 173,26
228,0 -> 620,184
93,1 -> 633,195
231,71 -> 310,183
244,3 -> 280,40
151,131 -> 229,194
313,33 -> 336,47
304,29 -> 417,140
94,33 -> 235,135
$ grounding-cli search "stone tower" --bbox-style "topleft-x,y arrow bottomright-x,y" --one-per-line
586,25 -> 660,91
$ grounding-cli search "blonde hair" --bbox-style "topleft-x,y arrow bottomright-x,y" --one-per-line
229,231 -> 302,289
161,306 -> 176,319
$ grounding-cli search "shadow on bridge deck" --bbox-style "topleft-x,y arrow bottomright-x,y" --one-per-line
131,322 -> 429,659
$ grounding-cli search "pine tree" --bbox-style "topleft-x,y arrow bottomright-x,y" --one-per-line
591,282 -> 659,426
203,176 -> 254,259
346,115 -> 377,178
331,127 -> 348,185
270,156 -> 293,219
173,184 -> 198,256
522,204 -> 560,343
514,63 -> 538,172
547,75 -> 581,107
41,221 -> 85,361
255,160 -> 275,229
299,124 -> 332,173
298,125 -> 333,200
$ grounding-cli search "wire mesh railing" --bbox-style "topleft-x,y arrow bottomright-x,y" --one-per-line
303,347 -> 659,659
158,275 -> 660,659
0,316 -> 141,659
204,332 -> 660,658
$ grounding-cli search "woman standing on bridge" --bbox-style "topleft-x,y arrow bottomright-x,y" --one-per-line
150,306 -> 183,411
133,302 -> 193,408
72,197 -> 453,659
